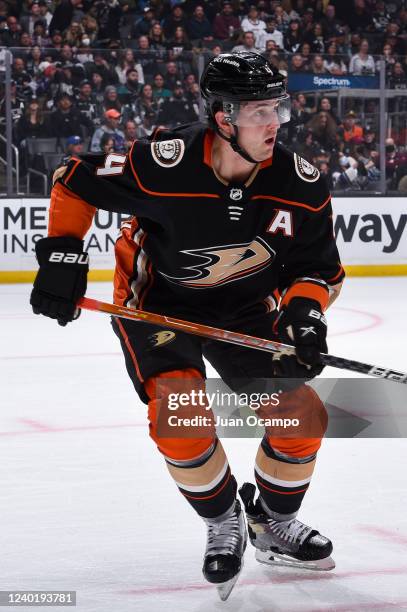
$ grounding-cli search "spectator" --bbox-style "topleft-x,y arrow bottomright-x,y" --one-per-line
284,18 -> 302,53
317,96 -> 340,124
0,80 -> 25,124
347,0 -> 373,33
90,108 -> 126,152
102,84 -> 122,114
49,0 -> 84,36
213,1 -> 241,41
166,26 -> 193,74
163,4 -> 188,40
320,4 -> 342,41
15,98 -> 48,144
389,62 -> 407,90
187,5 -> 213,45
123,119 -> 137,149
100,132 -> 115,153
132,6 -> 156,38
163,60 -> 181,90
38,0 -> 53,28
257,16 -> 284,51
17,32 -> 34,59
31,19 -> 51,47
90,71 -> 106,105
298,42 -> 312,69
46,30 -> 64,62
90,0 -> 123,46
152,73 -> 171,103
133,82 -> 159,124
135,109 -> 156,138
20,0 -> 43,36
26,45 -> 43,78
309,54 -> 327,74
117,68 -> 143,104
115,48 -> 144,85
65,20 -> 84,47
63,135 -> 85,161
76,36 -> 95,64
306,111 -> 337,149
149,22 -> 167,51
288,92 -> 311,140
372,0 -> 391,33
1,15 -> 21,46
87,51 -> 119,84
340,110 -> 364,144
304,22 -> 325,53
362,126 -> 377,152
273,4 -> 290,33
76,79 -> 98,124
323,41 -> 347,75
81,14 -> 99,44
48,92 -> 90,139
377,42 -> 396,78
134,35 -> 160,82
384,21 -> 406,56
289,53 -> 307,72
157,80 -> 198,127
349,39 -> 375,76
241,5 -> 266,48
232,31 -> 261,53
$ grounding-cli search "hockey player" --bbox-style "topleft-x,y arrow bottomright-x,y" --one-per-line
30,52 -> 344,600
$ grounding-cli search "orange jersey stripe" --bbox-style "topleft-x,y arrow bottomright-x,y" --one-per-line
114,218 -> 140,306
181,471 -> 231,501
48,182 -> 96,239
252,193 -> 331,212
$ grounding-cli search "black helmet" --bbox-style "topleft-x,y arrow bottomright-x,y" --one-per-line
201,52 -> 286,107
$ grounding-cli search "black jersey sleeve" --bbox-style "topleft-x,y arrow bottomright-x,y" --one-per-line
59,149 -> 150,217
278,183 -> 344,293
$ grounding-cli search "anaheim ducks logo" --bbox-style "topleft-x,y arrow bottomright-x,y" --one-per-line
151,139 -> 185,168
148,330 -> 176,348
294,153 -> 320,183
159,238 -> 275,288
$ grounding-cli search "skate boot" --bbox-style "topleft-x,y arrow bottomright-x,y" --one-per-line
202,499 -> 248,601
239,482 -> 335,571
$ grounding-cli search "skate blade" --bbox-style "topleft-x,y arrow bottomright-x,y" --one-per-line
216,574 -> 239,601
255,549 -> 335,571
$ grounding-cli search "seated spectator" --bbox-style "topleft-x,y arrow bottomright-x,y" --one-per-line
317,97 -> 340,124
26,45 -> 44,78
46,30 -> 64,62
213,1 -> 241,41
89,0 -> 123,47
132,6 -> 157,38
157,80 -> 198,127
48,92 -> 91,139
90,71 -> 106,105
241,5 -> 266,48
14,98 -> 49,145
49,0 -> 85,36
340,110 -> 364,144
347,0 -> 373,33
305,111 -> 337,150
135,109 -> 156,138
187,5 -> 213,45
1,16 -> 21,47
132,83 -> 159,124
372,0 -> 391,33
65,20 -> 84,47
38,0 -> 53,28
384,21 -> 406,56
152,73 -> 172,103
298,42 -> 312,69
87,51 -> 119,84
257,16 -> 284,51
294,129 -> 318,161
100,132 -> 115,154
166,27 -> 193,73
102,85 -> 122,114
320,4 -> 342,41
16,32 -> 34,60
32,19 -> 51,47
284,18 -> 302,53
289,53 -> 307,72
81,14 -> 98,44
76,36 -> 95,64
349,39 -> 375,76
288,92 -> 311,139
309,54 -> 327,74
273,4 -> 290,33
76,79 -> 98,124
90,108 -> 125,152
123,119 -> 137,150
388,62 -> 407,89
117,68 -> 143,104
362,126 -> 378,152
20,0 -> 43,36
63,135 -> 85,162
377,42 -> 396,78
115,48 -> 144,85
134,35 -> 160,82
163,4 -> 188,40
232,31 -> 261,54
303,22 -> 325,53
149,23 -> 167,55
164,61 -> 182,90
323,41 -> 347,75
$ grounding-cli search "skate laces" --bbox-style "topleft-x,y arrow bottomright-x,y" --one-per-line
206,506 -> 242,556
267,518 -> 312,546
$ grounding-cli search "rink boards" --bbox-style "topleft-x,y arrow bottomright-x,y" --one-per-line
0,197 -> 406,282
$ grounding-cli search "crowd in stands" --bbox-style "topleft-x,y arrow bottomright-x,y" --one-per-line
1,0 -> 407,193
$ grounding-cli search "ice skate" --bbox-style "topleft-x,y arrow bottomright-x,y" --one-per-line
202,499 -> 247,601
239,483 -> 335,571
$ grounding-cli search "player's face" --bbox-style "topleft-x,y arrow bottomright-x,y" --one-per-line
234,100 -> 284,161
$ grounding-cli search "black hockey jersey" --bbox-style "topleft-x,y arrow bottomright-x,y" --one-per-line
54,122 -> 344,325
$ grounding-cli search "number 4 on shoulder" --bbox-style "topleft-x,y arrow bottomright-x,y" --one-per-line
96,153 -> 127,176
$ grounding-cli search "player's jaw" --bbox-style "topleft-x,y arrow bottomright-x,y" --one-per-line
240,125 -> 279,162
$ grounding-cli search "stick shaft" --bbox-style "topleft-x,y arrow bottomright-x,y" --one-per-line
78,297 -> 407,384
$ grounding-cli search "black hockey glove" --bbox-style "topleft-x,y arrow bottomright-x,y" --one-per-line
273,297 -> 328,378
30,236 -> 89,327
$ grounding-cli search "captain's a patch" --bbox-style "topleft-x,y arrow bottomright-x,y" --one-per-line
294,153 -> 320,183
151,139 -> 185,168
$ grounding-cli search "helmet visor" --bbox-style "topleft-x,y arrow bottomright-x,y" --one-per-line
222,95 -> 291,127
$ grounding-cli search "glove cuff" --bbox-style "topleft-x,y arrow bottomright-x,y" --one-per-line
281,279 -> 329,312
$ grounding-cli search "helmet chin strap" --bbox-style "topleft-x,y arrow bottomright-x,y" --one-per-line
215,123 -> 260,164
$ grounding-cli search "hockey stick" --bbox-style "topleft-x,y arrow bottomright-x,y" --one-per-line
78,297 -> 407,384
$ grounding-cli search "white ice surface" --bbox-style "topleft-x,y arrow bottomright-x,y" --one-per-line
1,278 -> 407,612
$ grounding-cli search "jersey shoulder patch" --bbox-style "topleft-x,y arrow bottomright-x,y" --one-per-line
151,138 -> 185,168
293,153 -> 320,183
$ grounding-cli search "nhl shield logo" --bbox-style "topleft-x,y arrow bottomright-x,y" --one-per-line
151,139 -> 185,168
229,188 -> 243,201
